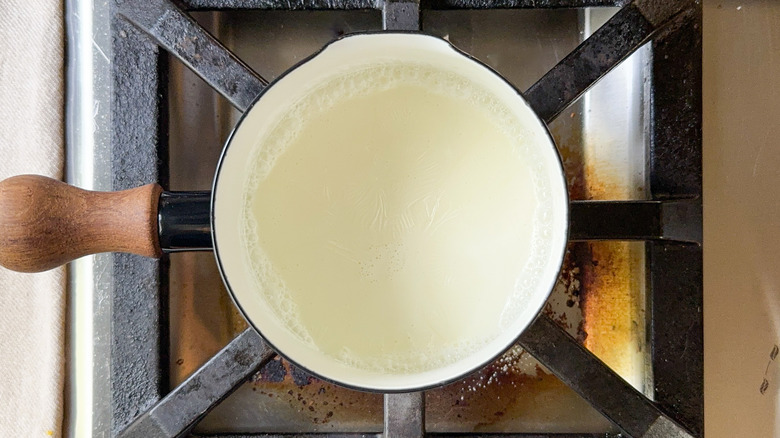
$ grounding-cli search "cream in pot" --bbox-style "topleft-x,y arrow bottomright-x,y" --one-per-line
213,33 -> 569,391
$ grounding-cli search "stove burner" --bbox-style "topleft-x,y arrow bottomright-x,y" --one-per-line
101,0 -> 702,436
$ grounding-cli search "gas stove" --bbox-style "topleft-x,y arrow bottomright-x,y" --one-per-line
66,1 -> 702,437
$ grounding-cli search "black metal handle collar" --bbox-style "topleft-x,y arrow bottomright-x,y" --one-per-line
158,191 -> 213,252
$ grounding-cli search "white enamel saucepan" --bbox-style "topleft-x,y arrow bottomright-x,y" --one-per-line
0,33 -> 569,392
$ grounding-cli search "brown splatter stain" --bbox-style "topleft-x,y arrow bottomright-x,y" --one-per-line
542,246 -> 583,336
574,154 -> 646,384
249,360 -> 382,426
558,117 -> 646,385
426,351 -> 612,432
427,355 -> 555,430
579,240 -> 645,383
551,113 -> 646,384
550,110 -> 589,201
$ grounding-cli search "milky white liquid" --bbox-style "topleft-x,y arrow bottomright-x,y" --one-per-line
241,64 -> 548,373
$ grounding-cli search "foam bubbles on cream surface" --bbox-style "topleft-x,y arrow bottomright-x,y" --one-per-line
240,63 -> 553,374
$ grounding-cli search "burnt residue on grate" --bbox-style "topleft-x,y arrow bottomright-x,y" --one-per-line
249,357 -> 383,428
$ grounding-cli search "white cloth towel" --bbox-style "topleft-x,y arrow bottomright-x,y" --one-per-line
0,0 -> 65,436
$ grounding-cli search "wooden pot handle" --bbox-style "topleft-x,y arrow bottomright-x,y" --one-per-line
0,175 -> 163,273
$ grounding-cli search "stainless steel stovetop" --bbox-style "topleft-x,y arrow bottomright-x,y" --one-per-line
66,1 -> 702,437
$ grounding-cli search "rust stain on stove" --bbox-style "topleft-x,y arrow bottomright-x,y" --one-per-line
554,115 -> 646,384
575,160 -> 646,388
553,111 -> 589,201
578,240 -> 645,384
543,247 -> 587,343
249,358 -> 383,427
426,364 -> 598,432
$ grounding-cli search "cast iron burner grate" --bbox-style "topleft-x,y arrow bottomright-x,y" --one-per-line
99,0 -> 702,436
